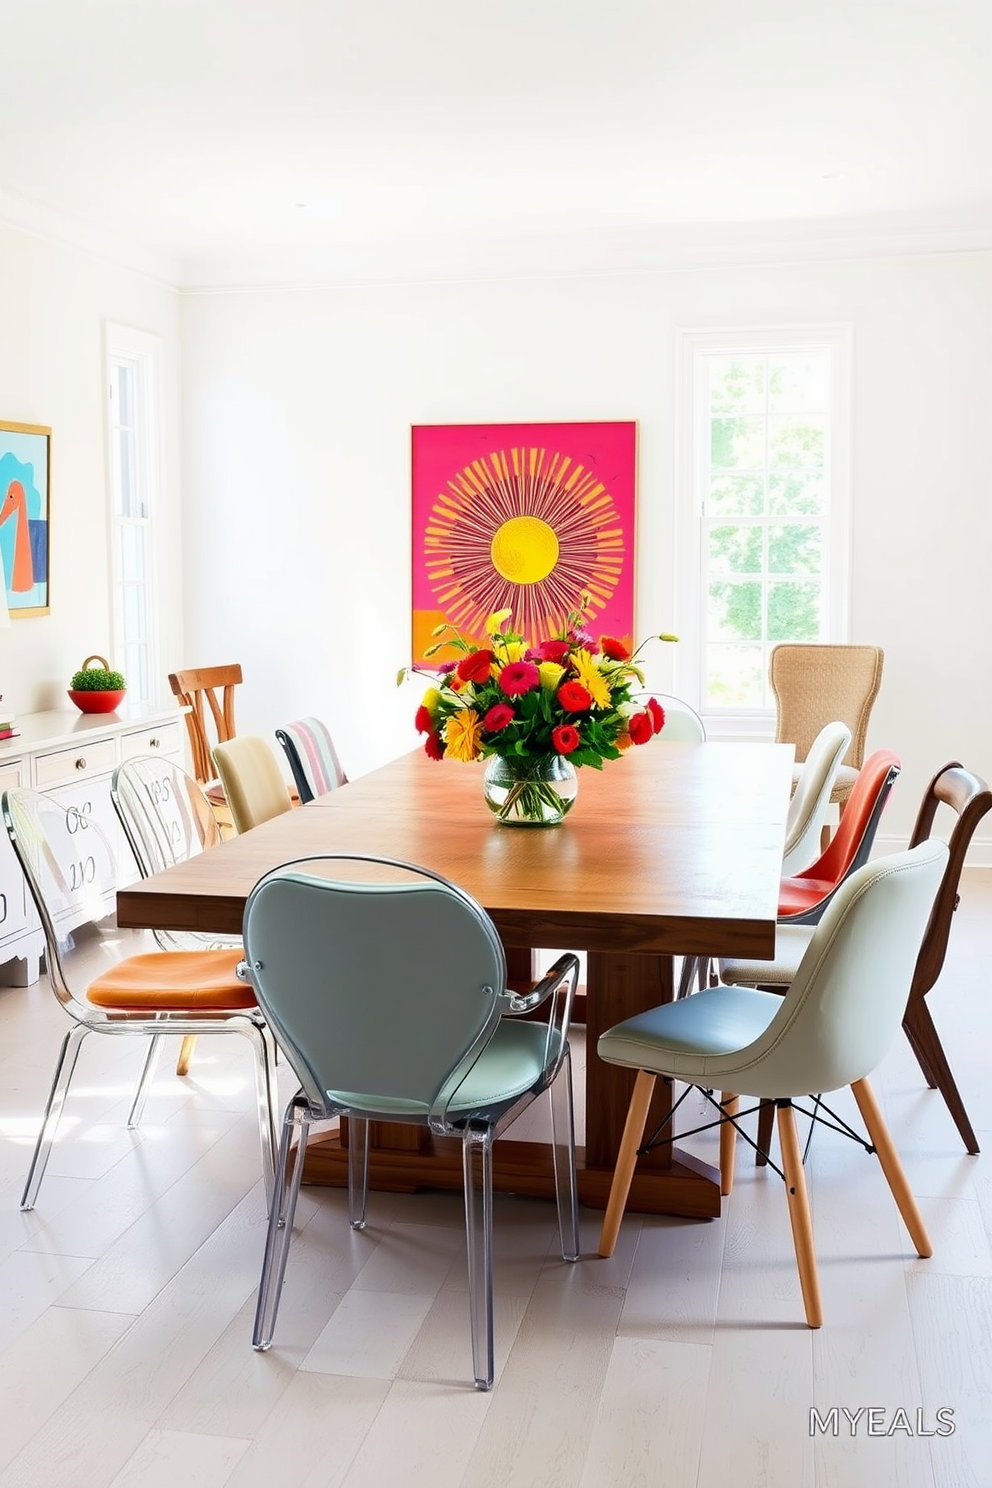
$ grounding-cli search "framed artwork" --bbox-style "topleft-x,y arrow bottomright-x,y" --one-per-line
0,421 -> 51,617
411,420 -> 636,665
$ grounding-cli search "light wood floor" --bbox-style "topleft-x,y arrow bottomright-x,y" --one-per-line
1,874 -> 990,1488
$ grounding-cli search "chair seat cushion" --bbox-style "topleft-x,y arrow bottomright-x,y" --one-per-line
598,984 -> 781,1075
778,874 -> 835,916
87,948 -> 256,1010
719,924 -> 813,987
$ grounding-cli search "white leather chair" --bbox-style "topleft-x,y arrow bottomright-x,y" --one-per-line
596,840 -> 947,1327
781,719 -> 851,875
652,693 -> 706,742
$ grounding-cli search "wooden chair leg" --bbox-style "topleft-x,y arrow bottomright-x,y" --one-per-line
902,1001 -> 979,1154
850,1077 -> 933,1257
719,1094 -> 738,1196
776,1101 -> 823,1327
598,1070 -> 656,1258
175,1035 -> 197,1077
755,1098 -> 775,1165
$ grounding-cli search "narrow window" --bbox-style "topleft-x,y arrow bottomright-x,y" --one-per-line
105,324 -> 161,704
678,327 -> 851,723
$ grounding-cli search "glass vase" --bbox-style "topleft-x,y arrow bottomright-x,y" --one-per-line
483,753 -> 578,827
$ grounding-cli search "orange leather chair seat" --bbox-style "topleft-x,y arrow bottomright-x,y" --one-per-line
777,876 -> 835,917
87,948 -> 254,1010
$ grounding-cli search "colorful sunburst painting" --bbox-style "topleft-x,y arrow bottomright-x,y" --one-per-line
411,421 -> 636,666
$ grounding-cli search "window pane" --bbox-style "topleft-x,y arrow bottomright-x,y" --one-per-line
709,473 -> 764,517
768,581 -> 820,641
767,355 -> 826,413
115,363 -> 133,428
709,357 -> 765,415
706,646 -> 763,707
768,472 -> 825,517
768,524 -> 821,575
123,583 -> 147,642
769,415 -> 824,469
708,580 -> 762,641
709,525 -> 762,575
118,523 -> 145,584
711,417 -> 765,470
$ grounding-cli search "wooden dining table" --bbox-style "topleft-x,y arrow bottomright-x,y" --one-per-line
116,741 -> 793,1218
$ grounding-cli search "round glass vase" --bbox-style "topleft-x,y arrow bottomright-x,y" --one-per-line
483,753 -> 578,827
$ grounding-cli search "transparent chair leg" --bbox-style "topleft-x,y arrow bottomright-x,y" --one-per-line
21,1023 -> 89,1210
676,956 -> 698,999
549,1050 -> 580,1261
127,1034 -> 164,1129
348,1117 -> 370,1230
462,1122 -> 495,1391
250,1024 -> 281,1211
253,1103 -> 309,1349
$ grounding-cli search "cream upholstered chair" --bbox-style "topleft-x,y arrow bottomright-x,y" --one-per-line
213,736 -> 295,834
771,643 -> 884,806
781,720 -> 852,875
597,840 -> 947,1328
720,761 -> 992,1155
241,854 -> 580,1390
652,694 -> 706,742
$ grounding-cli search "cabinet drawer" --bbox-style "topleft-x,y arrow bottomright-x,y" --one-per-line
120,722 -> 183,761
34,738 -> 117,788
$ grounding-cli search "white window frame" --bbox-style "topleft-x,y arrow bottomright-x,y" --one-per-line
104,322 -> 163,705
674,324 -> 852,737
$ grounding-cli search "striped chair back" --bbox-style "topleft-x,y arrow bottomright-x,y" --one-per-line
275,717 -> 347,804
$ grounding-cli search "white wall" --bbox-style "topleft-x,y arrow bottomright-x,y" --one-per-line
0,222 -> 184,714
180,251 -> 992,853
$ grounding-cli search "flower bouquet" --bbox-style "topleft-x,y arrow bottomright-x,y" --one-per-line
403,603 -> 677,826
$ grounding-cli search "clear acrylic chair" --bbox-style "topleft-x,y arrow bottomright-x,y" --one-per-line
241,854 -> 581,1391
112,754 -> 246,1078
3,787 -> 279,1210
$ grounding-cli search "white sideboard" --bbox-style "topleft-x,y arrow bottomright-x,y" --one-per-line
0,703 -> 185,985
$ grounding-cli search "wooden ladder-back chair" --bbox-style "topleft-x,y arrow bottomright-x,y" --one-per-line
771,643 -> 884,807
168,664 -> 242,807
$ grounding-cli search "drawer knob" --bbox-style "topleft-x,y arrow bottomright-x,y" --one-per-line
149,737 -> 160,749
75,758 -> 87,771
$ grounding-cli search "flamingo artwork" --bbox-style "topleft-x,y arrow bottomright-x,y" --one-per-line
0,424 -> 50,615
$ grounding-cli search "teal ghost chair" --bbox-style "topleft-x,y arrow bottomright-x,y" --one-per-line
240,854 -> 580,1391
596,841 -> 947,1328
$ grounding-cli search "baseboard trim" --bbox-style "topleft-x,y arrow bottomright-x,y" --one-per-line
874,832 -> 992,869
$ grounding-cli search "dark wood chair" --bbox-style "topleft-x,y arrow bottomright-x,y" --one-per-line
902,761 -> 992,1153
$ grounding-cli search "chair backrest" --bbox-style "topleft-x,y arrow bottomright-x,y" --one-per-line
785,747 -> 900,904
112,755 -> 222,876
652,694 -> 706,743
168,664 -> 242,786
906,761 -> 992,1004
275,717 -> 347,804
213,736 -> 294,834
771,644 -> 884,769
2,787 -> 118,1009
782,720 -> 852,875
729,839 -> 948,1099
242,856 -> 507,1125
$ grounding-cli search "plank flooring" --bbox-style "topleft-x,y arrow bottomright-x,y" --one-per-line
1,873 -> 990,1487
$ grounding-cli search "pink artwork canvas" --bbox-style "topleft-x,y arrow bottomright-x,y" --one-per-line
411,421 -> 636,666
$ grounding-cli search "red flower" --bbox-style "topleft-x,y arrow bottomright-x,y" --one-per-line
628,711 -> 654,745
599,635 -> 631,662
483,703 -> 515,731
499,661 -> 541,696
414,704 -> 433,734
558,680 -> 592,712
646,697 -> 666,734
456,649 -> 494,684
424,732 -> 445,761
538,639 -> 571,664
552,724 -> 581,755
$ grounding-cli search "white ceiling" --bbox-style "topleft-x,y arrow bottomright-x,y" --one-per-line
2,0 -> 992,288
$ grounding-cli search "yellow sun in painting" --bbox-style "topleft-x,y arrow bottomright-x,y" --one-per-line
423,447 -> 625,647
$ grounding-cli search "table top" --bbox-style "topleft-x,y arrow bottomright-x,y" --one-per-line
116,742 -> 793,958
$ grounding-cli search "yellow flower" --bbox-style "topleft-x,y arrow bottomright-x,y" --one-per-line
421,687 -> 441,717
443,708 -> 484,762
570,649 -> 612,708
484,607 -> 513,632
494,639 -> 526,664
538,661 -> 566,692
